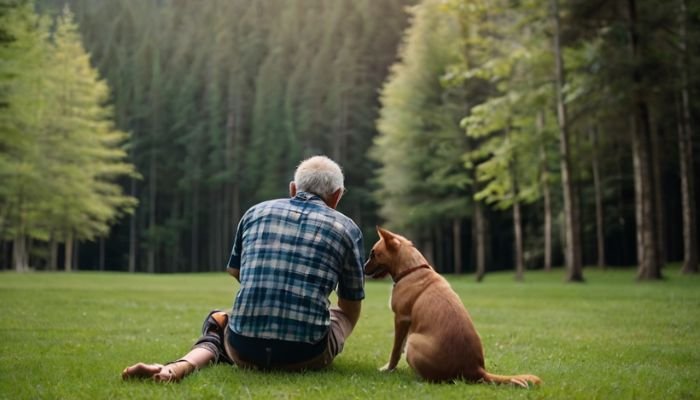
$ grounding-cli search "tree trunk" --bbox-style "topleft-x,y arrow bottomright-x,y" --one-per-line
590,126 -> 606,269
128,178 -> 137,273
229,89 -> 243,240
452,218 -> 462,274
678,106 -> 698,274
13,235 -> 28,272
678,0 -> 698,274
216,190 -> 225,270
434,226 -> 443,273
513,199 -> 524,281
191,181 -> 200,272
49,237 -> 58,271
474,201 -> 486,282
631,113 -> 662,279
627,0 -> 663,280
147,152 -> 157,274
233,183 -> 241,234
537,111 -> 552,271
552,0 -> 583,282
509,126 -> 524,281
99,236 -> 105,271
222,112 -> 232,271
168,198 -> 181,273
147,42 -> 161,275
73,239 -> 79,271
64,232 -> 73,272
422,233 -> 435,269
650,110 -> 665,266
1,241 -> 8,271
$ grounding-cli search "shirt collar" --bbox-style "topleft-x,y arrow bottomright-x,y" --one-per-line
294,191 -> 326,204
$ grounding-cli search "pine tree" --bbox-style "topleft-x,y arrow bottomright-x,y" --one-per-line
0,0 -> 47,271
373,0 -> 472,270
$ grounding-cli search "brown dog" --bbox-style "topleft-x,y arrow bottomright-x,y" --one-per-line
364,227 -> 541,387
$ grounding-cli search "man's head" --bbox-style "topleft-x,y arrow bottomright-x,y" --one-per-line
290,155 -> 345,209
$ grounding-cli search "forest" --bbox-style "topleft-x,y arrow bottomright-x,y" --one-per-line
1,0 -> 698,281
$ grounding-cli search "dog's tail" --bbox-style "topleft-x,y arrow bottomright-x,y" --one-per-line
481,371 -> 542,388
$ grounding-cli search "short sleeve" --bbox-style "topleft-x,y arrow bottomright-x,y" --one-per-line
226,213 -> 247,269
337,226 -> 365,301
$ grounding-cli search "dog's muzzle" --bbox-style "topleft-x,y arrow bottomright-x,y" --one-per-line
363,261 -> 389,278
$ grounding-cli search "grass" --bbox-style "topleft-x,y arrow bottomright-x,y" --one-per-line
1,268 -> 699,399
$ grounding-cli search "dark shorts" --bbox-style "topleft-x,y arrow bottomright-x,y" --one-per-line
193,307 -> 352,371
226,330 -> 327,366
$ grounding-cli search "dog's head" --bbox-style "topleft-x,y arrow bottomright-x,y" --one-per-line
364,226 -> 422,279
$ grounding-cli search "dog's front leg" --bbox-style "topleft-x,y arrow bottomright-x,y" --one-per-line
380,315 -> 410,372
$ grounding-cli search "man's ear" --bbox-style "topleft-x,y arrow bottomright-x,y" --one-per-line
289,181 -> 297,198
377,226 -> 400,251
326,188 -> 342,209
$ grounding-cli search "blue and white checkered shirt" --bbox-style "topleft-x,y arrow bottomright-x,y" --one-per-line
227,191 -> 365,344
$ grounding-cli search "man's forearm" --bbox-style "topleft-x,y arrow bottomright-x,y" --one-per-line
336,298 -> 361,329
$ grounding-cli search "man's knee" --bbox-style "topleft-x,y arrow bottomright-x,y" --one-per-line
202,310 -> 229,335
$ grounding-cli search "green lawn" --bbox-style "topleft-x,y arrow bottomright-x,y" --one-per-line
1,268 -> 699,399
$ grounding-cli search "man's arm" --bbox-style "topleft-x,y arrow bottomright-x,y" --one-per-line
227,267 -> 240,282
337,297 -> 361,329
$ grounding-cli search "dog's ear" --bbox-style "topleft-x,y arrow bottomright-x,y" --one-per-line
377,226 -> 400,252
376,226 -> 392,240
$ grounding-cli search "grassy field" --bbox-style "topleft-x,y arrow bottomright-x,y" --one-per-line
1,268 -> 699,399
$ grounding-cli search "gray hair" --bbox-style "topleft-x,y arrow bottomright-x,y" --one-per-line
294,155 -> 344,199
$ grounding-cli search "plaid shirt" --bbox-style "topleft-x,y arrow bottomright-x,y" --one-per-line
227,191 -> 365,344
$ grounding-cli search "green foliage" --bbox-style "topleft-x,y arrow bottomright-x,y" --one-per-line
372,0 -> 698,273
0,1 -> 47,240
453,0 -> 554,211
0,2 -> 136,268
42,6 -> 137,240
372,0 -> 472,234
1,269 -> 699,399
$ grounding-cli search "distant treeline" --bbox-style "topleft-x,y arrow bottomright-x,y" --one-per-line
2,0 -> 414,272
1,0 -> 697,280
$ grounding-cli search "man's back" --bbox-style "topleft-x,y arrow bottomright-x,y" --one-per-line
227,191 -> 364,344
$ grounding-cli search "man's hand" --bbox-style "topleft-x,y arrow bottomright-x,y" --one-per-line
227,267 -> 240,282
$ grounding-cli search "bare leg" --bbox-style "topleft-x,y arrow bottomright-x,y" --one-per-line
122,347 -> 216,383
123,311 -> 228,382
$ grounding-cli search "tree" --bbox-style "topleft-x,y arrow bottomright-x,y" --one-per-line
41,5 -> 137,270
551,0 -> 584,282
0,0 -> 47,271
677,0 -> 698,274
453,0 -> 559,280
0,3 -> 136,271
372,0 -> 472,267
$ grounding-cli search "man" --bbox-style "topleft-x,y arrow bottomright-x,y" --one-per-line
122,155 -> 365,382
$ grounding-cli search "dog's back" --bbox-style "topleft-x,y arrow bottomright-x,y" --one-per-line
395,270 -> 486,381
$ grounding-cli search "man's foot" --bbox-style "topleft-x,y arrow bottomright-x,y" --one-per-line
121,363 -> 165,380
122,361 -> 194,383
